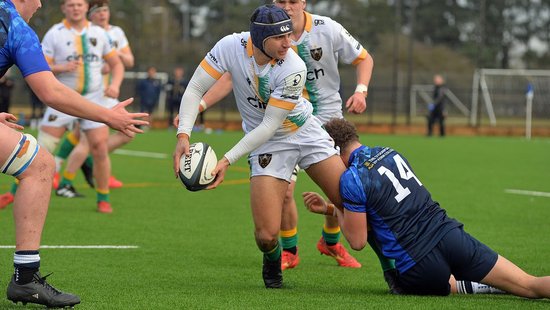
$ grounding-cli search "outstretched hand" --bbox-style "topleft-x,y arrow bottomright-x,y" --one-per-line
108,98 -> 149,137
0,113 -> 24,130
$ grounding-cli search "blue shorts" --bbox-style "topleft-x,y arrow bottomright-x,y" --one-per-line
395,227 -> 498,296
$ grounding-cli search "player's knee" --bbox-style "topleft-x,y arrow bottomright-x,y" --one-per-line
1,134 -> 53,179
254,231 -> 278,252
37,130 -> 60,153
88,142 -> 109,160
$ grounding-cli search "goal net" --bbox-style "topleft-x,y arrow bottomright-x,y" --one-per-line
471,69 -> 550,137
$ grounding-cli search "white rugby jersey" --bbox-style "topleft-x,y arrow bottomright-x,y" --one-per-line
291,12 -> 368,122
201,32 -> 311,138
42,20 -> 116,95
103,24 -> 130,86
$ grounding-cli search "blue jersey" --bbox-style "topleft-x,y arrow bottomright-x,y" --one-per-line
0,0 -> 50,78
340,145 -> 462,274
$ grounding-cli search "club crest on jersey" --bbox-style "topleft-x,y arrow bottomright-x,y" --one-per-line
310,48 -> 323,61
89,37 -> 97,46
258,154 -> 272,168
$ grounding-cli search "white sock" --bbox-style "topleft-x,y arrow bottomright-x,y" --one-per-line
456,280 -> 507,294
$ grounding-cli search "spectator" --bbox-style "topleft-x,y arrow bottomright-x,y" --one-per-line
137,66 -> 161,127
165,66 -> 188,127
427,74 -> 447,137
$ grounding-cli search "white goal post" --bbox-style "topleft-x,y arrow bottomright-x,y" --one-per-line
410,85 -> 470,119
471,69 -> 550,138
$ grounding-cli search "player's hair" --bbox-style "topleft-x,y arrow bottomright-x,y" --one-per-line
324,118 -> 359,152
249,5 -> 293,57
88,0 -> 109,16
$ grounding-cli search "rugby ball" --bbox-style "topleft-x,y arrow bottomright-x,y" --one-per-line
178,142 -> 217,191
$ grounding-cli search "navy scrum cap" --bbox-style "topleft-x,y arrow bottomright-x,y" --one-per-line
250,5 -> 293,57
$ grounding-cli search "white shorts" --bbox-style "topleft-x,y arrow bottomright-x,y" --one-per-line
40,90 -> 108,131
103,96 -> 119,109
248,116 -> 337,182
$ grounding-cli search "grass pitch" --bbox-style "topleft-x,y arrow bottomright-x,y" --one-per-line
0,129 -> 549,309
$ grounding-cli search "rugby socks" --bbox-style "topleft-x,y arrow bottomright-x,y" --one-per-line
56,132 -> 79,160
263,242 -> 282,262
96,188 -> 110,203
456,280 -> 507,294
367,233 -> 396,271
280,228 -> 298,255
55,132 -> 79,172
59,171 -> 76,188
84,155 -> 94,170
13,251 -> 40,285
322,225 -> 341,246
10,181 -> 18,195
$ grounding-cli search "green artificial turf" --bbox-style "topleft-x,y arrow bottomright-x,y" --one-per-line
0,129 -> 549,309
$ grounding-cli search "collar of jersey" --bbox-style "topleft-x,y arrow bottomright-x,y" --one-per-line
246,37 -> 278,66
349,145 -> 367,166
304,12 -> 313,32
62,19 -> 90,31
291,12 -> 313,46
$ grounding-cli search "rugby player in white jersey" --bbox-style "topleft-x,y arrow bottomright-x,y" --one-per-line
174,4 -> 347,288
272,0 -> 372,271
56,0 -> 135,193
38,0 -> 123,213
178,0 -> 372,271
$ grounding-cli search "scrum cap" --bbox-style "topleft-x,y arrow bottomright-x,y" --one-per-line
250,5 -> 293,57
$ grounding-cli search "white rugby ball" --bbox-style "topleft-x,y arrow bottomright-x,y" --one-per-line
178,142 -> 217,191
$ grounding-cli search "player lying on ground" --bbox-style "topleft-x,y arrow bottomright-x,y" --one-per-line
303,118 -> 550,297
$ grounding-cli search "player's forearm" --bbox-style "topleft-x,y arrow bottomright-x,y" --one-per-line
26,71 -> 109,123
177,66 -> 218,136
355,52 -> 374,90
224,105 -> 288,164
203,72 -> 233,108
108,61 -> 124,90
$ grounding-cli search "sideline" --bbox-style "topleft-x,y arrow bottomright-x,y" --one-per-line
504,189 -> 550,198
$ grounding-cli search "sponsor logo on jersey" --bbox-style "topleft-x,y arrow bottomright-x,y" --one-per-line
48,115 -> 58,122
247,96 -> 268,110
282,71 -> 305,99
207,52 -> 219,65
66,53 -> 100,63
307,68 -> 325,81
314,19 -> 325,26
310,47 -> 323,61
258,154 -> 272,168
89,37 -> 97,46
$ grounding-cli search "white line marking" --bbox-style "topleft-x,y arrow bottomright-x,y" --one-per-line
0,245 -> 139,249
113,149 -> 168,159
504,189 -> 550,198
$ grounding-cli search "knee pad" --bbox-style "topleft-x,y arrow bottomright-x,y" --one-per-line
1,134 -> 40,177
37,130 -> 60,153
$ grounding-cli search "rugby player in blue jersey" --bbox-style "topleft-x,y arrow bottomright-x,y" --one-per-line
0,0 -> 147,307
303,118 -> 550,298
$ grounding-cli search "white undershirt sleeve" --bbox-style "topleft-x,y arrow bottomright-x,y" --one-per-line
224,104 -> 289,164
176,66 -> 219,137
